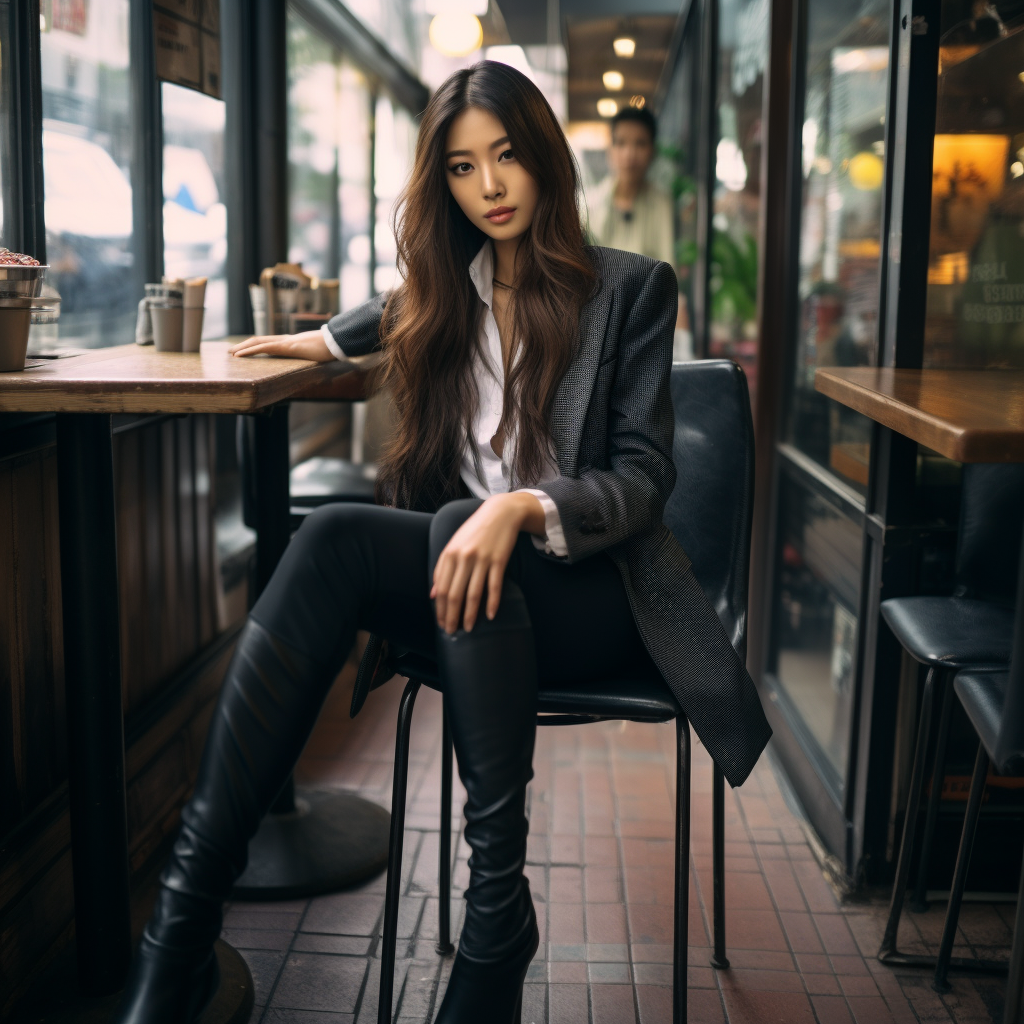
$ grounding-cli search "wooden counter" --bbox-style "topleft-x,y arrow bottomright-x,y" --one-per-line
815,367 -> 1024,463
0,340 -> 350,414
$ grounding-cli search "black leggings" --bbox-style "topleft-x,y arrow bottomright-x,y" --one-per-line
250,497 -> 654,685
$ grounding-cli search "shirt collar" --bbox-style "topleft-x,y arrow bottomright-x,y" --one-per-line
468,241 -> 494,309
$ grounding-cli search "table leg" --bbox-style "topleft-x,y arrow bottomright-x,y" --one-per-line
233,405 -> 390,900
55,413 -> 132,996
34,413 -> 252,1023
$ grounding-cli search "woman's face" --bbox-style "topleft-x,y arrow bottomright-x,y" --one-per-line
445,106 -> 539,243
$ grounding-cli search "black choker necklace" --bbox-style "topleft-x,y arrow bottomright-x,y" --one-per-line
492,277 -> 515,291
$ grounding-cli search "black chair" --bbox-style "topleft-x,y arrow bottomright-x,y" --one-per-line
878,465 -> 1024,969
930,566 -> 1024,1014
368,359 -> 755,1024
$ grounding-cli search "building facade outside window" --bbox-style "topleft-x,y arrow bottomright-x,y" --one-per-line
287,9 -> 374,312
40,0 -> 133,347
162,83 -> 228,339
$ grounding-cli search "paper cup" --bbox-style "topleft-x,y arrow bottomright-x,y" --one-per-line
182,307 -> 205,352
151,304 -> 184,352
0,304 -> 32,370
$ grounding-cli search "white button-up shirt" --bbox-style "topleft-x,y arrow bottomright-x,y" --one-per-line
320,242 -> 567,557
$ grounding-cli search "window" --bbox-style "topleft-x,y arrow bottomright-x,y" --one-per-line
373,95 -> 415,295
40,0 -> 134,347
162,83 -> 228,339
708,0 -> 769,410
784,0 -> 890,496
922,5 -> 1024,368
287,10 -> 373,311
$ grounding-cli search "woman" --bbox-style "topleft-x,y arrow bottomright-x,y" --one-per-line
113,62 -> 770,1024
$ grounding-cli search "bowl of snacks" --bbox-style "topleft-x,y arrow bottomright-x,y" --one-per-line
0,249 -> 47,298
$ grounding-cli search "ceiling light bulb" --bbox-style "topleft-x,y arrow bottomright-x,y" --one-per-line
613,37 -> 636,58
597,98 -> 618,118
429,13 -> 483,57
629,95 -> 645,108
602,70 -> 625,91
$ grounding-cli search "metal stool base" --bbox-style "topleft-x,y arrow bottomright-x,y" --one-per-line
233,789 -> 390,900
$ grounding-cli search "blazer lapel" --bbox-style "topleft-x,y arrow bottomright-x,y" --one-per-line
551,285 -> 614,476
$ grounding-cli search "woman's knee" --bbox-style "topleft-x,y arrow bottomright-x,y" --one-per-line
428,498 -> 484,574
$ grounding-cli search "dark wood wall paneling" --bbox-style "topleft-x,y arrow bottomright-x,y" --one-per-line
0,415 -> 238,1015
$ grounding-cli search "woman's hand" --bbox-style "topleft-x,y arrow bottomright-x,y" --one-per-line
229,330 -> 335,361
432,492 -> 546,633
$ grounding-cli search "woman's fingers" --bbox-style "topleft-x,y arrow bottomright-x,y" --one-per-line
462,562 -> 489,632
443,556 -> 473,634
486,561 -> 505,621
229,335 -> 291,357
432,553 -> 455,628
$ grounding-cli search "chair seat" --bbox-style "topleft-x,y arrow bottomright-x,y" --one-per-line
954,667 -> 1024,775
290,457 -> 377,506
389,651 -> 679,722
880,596 -> 1013,669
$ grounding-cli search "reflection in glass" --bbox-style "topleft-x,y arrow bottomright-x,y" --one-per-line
771,475 -> 862,790
162,84 -> 227,339
650,8 -> 700,361
40,0 -> 134,347
708,0 -> 768,410
786,0 -> 889,494
287,19 -> 337,280
286,9 -> 373,313
373,96 -> 416,295
923,7 -> 1024,368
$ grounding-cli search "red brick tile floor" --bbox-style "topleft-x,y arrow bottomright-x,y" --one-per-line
224,662 -> 1016,1023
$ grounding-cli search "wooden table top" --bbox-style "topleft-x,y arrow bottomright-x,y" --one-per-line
0,339 -> 353,414
815,367 -> 1024,463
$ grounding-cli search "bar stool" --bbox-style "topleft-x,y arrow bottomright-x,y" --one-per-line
878,464 -> 1024,968
930,568 -> 1024,1014
360,359 -> 755,1024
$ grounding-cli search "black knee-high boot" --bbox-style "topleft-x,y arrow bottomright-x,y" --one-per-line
111,619 -> 338,1024
432,581 -> 540,1024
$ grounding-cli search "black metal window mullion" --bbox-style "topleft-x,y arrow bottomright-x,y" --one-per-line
693,0 -> 718,360
3,0 -> 45,261
129,0 -> 165,292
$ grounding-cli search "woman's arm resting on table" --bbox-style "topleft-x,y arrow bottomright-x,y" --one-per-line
229,330 -> 335,361
431,492 -> 546,634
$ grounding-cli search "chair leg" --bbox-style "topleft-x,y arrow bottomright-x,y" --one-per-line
933,743 -> 989,994
912,669 -> 954,913
673,716 -> 691,1024
436,703 -> 455,956
878,666 -> 941,964
1002,843 -> 1024,1024
711,763 -> 729,969
378,678 -> 421,1024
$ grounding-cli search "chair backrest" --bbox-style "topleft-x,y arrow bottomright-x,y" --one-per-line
955,463 -> 1024,604
993,527 -> 1024,773
662,360 -> 755,658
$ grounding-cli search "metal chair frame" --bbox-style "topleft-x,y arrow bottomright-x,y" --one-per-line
877,666 -> 1008,978
377,676 -> 729,1024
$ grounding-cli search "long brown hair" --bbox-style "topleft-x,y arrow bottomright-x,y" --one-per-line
375,61 -> 597,511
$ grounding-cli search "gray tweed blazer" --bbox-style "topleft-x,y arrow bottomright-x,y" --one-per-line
325,246 -> 771,787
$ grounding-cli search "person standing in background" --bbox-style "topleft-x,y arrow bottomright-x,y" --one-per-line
586,106 -> 675,267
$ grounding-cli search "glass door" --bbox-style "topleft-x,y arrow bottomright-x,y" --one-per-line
760,0 -> 891,854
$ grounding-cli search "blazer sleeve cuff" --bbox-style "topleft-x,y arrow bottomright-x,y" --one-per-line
320,323 -> 353,365
518,488 -> 569,558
